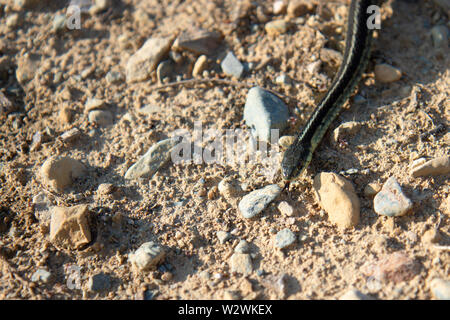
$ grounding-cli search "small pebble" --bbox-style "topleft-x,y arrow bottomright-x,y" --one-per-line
274,228 -> 296,249
243,87 -> 289,142
216,231 -> 231,244
374,177 -> 413,217
429,278 -> 450,300
32,192 -> 52,225
229,253 -> 253,275
410,156 -> 450,177
313,172 -> 360,229
124,138 -> 176,180
156,60 -> 173,83
265,20 -> 289,35
105,70 -> 124,84
218,177 -> 242,199
234,240 -> 250,253
52,14 -> 66,32
238,184 -> 282,219
273,1 -> 287,15
126,36 -> 174,83
50,205 -> 91,250
88,273 -> 111,292
6,13 -> 20,28
173,28 -> 222,55
339,289 -> 373,300
422,229 -> 441,244
374,64 -> 402,83
40,156 -> 86,192
287,0 -> 314,17
85,98 -> 105,111
31,269 -> 52,283
60,128 -> 81,143
88,110 -> 113,126
277,201 -> 294,216
278,135 -> 295,148
221,51 -> 244,79
128,241 -> 166,271
431,25 -> 449,49
275,73 -> 292,85
332,121 -> 362,145
192,55 -> 208,78
364,182 -> 381,198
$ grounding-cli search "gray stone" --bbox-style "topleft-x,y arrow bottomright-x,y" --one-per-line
429,278 -> 450,300
221,51 -> 244,79
431,25 -> 449,49
156,60 -> 173,83
374,177 -> 413,217
173,28 -> 222,55
88,273 -> 111,292
31,269 -> 52,283
239,184 -> 282,219
32,192 -> 52,225
274,228 -> 296,249
216,231 -> 231,244
52,14 -> 66,32
229,253 -> 253,275
243,87 -> 289,142
234,240 -> 250,253
124,138 -> 176,180
129,241 -> 165,271
88,110 -> 113,126
339,289 -> 374,300
105,70 -> 124,84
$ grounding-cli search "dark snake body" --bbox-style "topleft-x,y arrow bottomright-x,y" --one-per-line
281,0 -> 378,180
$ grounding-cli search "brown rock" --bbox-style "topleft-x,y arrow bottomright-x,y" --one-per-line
287,0 -> 315,17
361,252 -> 419,283
422,229 -> 441,244
192,55 -> 208,78
126,36 -> 175,83
374,64 -> 402,83
40,156 -> 87,192
313,172 -> 360,229
16,53 -> 40,85
49,205 -> 91,249
59,105 -> 73,124
173,28 -> 222,55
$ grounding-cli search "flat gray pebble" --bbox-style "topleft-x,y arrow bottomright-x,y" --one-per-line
274,228 -> 296,249
243,87 -> 289,142
216,231 -> 231,244
238,184 -> 282,219
31,269 -> 52,283
374,177 -> 413,217
125,138 -> 176,180
221,51 -> 244,79
129,241 -> 166,271
88,273 -> 111,292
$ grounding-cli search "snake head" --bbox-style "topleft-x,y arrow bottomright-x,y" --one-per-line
281,139 -> 312,181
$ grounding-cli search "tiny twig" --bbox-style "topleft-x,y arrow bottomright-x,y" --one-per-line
148,78 -> 300,104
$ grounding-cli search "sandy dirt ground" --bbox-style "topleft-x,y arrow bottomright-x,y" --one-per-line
0,0 -> 448,300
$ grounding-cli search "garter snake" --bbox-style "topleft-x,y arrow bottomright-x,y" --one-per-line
281,0 -> 378,181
